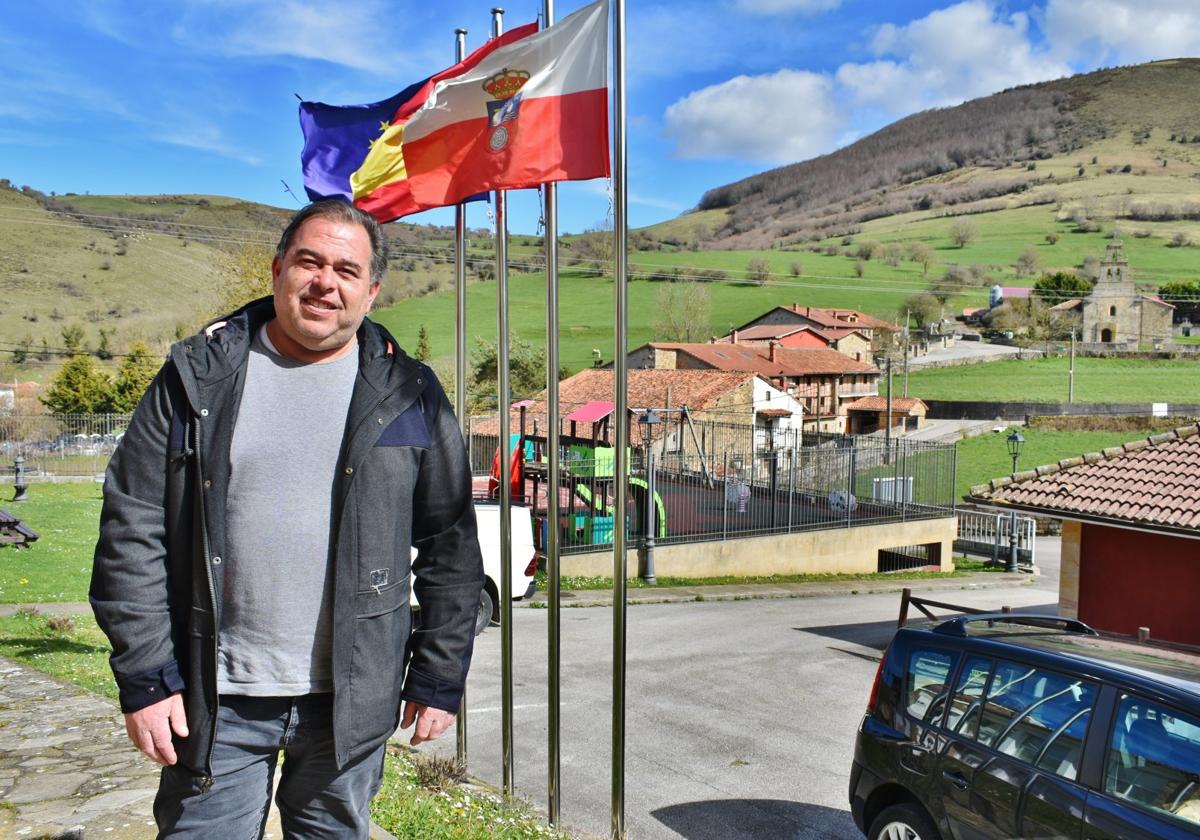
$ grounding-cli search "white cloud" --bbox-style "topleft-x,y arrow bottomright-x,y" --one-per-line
663,70 -> 843,163
1042,0 -> 1200,64
735,0 -> 841,14
837,1 -> 1070,115
153,123 -> 262,166
172,0 -> 431,76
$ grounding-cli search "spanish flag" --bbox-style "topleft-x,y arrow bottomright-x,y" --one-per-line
299,0 -> 610,223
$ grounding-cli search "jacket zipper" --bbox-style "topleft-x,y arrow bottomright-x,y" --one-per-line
193,418 -> 219,792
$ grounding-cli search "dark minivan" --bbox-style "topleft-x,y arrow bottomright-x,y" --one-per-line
849,614 -> 1200,840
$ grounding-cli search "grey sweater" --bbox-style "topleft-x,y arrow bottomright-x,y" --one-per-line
216,327 -> 358,696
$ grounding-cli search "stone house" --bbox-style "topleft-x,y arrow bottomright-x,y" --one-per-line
627,342 -> 879,433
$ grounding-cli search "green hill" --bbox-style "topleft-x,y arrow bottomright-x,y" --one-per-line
8,59 -> 1200,386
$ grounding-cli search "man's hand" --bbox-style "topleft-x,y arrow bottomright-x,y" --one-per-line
400,702 -> 455,745
124,693 -> 189,766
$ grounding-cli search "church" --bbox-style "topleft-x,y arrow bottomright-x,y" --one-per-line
1080,237 -> 1173,348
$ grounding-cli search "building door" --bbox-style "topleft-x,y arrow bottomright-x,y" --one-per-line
1101,328 -> 1114,343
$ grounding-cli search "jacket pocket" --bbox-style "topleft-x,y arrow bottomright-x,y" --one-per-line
348,582 -> 411,746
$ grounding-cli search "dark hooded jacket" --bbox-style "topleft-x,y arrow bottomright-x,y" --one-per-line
90,297 -> 482,778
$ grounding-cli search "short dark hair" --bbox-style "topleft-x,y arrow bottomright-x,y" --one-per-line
275,200 -> 388,283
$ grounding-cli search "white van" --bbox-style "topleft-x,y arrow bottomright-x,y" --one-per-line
411,501 -> 538,636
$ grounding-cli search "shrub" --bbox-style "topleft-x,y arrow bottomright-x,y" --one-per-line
1044,233 -> 1059,245
47,616 -> 76,633
411,754 -> 466,791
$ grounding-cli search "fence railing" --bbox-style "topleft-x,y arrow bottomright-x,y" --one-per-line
0,414 -> 133,479
519,439 -> 956,554
954,509 -> 1036,566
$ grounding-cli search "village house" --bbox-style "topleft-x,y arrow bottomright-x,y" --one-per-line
626,342 -> 879,434
730,304 -> 900,346
474,367 -> 805,455
842,396 -> 928,435
966,424 -> 1200,647
713,324 -> 873,363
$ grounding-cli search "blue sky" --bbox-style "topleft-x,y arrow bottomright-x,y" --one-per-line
3,0 -> 1199,235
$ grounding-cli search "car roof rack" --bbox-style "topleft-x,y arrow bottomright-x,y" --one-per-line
933,613 -> 1099,637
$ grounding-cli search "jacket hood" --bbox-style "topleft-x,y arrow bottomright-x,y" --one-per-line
169,296 -> 421,410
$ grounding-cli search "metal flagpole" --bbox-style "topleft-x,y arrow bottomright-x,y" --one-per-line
542,0 -> 562,825
453,25 -> 470,768
611,0 -> 629,837
491,5 -> 515,799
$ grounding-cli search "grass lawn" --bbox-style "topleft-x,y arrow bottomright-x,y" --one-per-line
907,356 -> 1200,403
372,746 -> 573,840
954,426 -> 1157,499
0,482 -> 103,603
0,609 -> 116,699
536,560 -> 997,594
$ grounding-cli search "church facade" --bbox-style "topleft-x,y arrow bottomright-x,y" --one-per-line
1080,238 -> 1173,348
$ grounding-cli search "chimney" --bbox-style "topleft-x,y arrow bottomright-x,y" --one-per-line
731,329 -> 739,344
769,341 -> 778,362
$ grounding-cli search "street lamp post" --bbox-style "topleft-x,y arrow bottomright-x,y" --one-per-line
639,410 -> 661,585
1006,430 -> 1025,573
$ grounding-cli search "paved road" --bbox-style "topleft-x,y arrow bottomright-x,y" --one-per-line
908,341 -> 1039,368
423,561 -> 1060,840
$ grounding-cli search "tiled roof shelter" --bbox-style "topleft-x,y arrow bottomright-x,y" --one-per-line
967,423 -> 1200,536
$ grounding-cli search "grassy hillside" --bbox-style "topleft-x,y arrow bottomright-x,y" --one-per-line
685,59 -> 1200,249
0,186 -> 228,380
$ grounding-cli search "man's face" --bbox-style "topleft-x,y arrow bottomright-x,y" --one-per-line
270,216 -> 379,362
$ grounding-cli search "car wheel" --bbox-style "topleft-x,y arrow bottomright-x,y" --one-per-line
475,586 -> 495,637
868,803 -> 940,840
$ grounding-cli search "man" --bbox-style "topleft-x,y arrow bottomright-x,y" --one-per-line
90,200 -> 483,838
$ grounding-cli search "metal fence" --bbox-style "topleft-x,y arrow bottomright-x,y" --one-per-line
526,437 -> 957,554
0,414 -> 132,479
954,508 -> 1036,566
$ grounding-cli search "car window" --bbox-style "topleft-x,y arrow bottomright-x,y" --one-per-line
977,660 -> 1096,779
1105,695 -> 1200,828
944,656 -> 993,738
906,648 -> 955,723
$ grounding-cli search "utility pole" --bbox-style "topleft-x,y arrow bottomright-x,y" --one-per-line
903,309 -> 910,398
885,355 -> 893,449
1068,329 -> 1076,403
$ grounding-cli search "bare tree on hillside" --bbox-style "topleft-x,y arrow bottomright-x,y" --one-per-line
907,242 -> 935,275
653,282 -> 711,342
950,219 -> 978,249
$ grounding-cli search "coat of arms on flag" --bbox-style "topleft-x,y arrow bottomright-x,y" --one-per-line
484,69 -> 530,151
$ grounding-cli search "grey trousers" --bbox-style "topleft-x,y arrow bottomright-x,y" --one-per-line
154,694 -> 386,839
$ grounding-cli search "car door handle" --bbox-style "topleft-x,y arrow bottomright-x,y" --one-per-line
942,769 -> 969,790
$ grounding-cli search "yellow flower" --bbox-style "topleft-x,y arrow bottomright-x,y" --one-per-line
19,578 -> 29,585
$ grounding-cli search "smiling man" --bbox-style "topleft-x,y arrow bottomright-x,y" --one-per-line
90,200 -> 483,839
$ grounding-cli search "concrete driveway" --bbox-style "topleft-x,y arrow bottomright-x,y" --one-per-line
418,569 -> 1059,840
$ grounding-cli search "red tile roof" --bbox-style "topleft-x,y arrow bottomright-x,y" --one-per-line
786,306 -> 898,331
843,396 -> 927,413
648,343 -> 878,376
471,369 -> 758,442
966,424 -> 1200,535
725,324 -> 816,342
817,327 -> 869,342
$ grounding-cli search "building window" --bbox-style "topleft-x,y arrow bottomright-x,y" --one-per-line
1110,305 -> 1117,317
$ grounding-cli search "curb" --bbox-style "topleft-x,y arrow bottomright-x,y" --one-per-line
519,573 -> 1034,609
